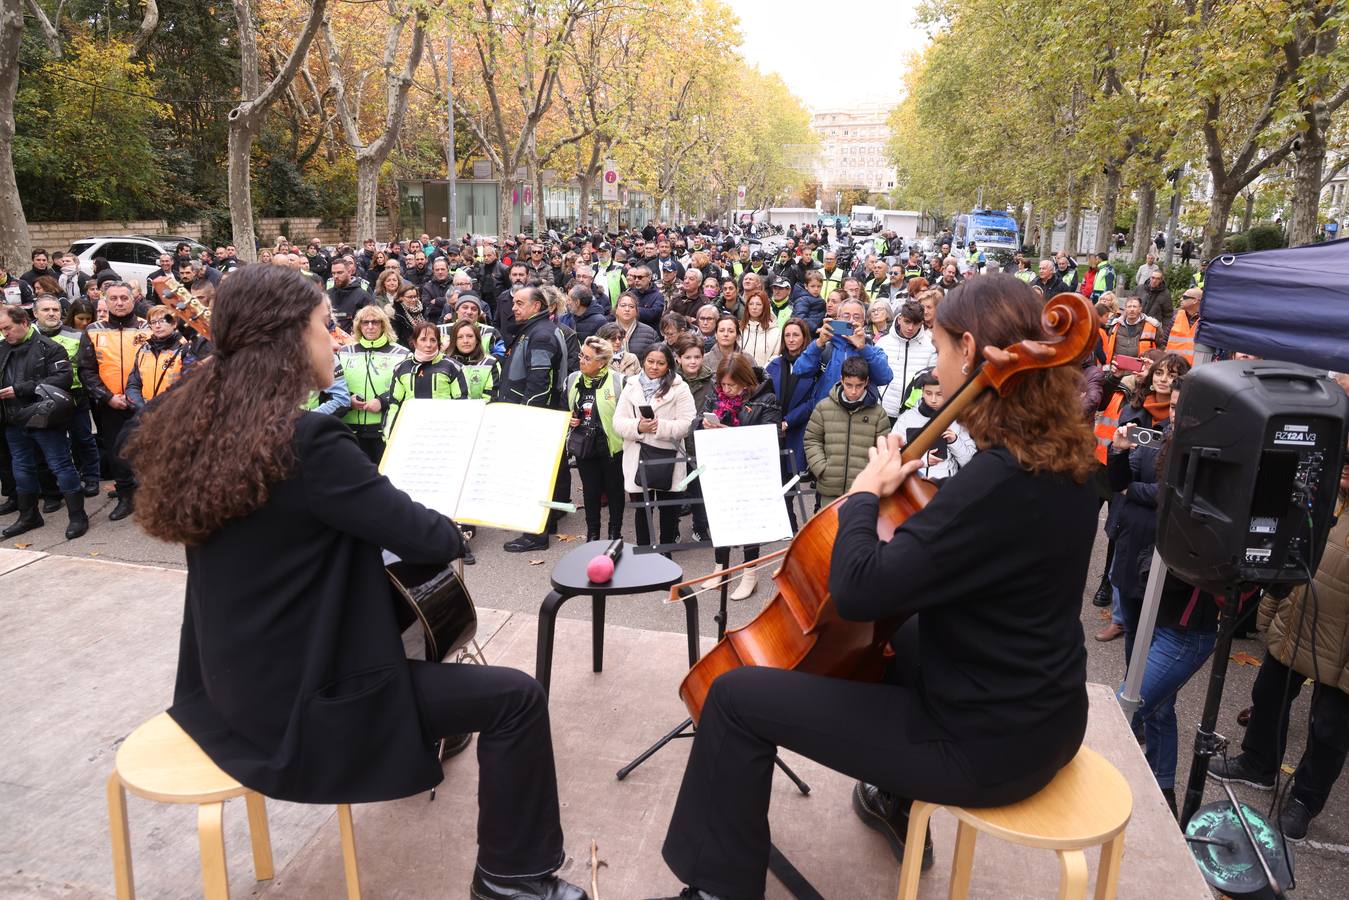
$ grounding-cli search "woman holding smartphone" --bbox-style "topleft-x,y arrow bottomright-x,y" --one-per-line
612,343 -> 695,550
695,352 -> 781,600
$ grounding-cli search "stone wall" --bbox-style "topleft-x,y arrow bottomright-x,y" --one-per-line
27,216 -> 391,253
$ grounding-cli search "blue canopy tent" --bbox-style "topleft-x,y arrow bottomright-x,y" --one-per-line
1196,237 -> 1349,372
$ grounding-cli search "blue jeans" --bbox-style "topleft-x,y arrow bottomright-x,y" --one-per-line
5,425 -> 80,494
1124,625 -> 1216,789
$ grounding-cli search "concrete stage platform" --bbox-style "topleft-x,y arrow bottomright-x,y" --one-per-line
2,550 -> 1212,899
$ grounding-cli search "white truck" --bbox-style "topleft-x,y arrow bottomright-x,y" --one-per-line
849,204 -> 878,234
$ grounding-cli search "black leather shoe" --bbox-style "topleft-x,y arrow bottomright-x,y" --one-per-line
504,533 -> 548,552
461,546 -> 477,565
439,733 -> 472,761
1280,797 -> 1312,842
81,478 -> 100,498
109,490 -> 135,522
852,781 -> 934,870
64,491 -> 89,540
645,889 -> 730,900
42,495 -> 63,513
0,495 -> 16,516
469,869 -> 588,900
1091,577 -> 1111,607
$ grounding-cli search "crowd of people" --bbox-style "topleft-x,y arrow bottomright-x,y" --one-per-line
2,218 -> 1346,862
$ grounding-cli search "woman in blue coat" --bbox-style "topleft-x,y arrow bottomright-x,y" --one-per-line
765,317 -> 818,530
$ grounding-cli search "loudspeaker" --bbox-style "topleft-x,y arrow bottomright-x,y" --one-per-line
1158,360 -> 1347,595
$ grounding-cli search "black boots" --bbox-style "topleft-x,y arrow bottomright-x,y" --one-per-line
64,491 -> 88,540
2,493 -> 44,538
0,494 -> 16,516
469,869 -> 588,900
81,477 -> 100,498
109,488 -> 135,521
42,494 -> 63,513
852,782 -> 935,870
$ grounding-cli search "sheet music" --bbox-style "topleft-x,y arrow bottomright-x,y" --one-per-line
694,424 -> 793,546
379,399 -> 486,517
454,403 -> 570,534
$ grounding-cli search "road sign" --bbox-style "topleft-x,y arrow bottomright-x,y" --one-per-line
602,160 -> 618,202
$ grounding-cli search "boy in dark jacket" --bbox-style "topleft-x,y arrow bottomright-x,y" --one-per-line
803,356 -> 891,506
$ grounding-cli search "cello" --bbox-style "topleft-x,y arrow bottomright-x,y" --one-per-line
674,291 -> 1098,722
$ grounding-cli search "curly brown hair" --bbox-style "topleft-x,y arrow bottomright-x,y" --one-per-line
125,265 -> 325,544
937,275 -> 1098,483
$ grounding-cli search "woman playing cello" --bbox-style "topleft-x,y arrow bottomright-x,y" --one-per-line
656,275 -> 1101,900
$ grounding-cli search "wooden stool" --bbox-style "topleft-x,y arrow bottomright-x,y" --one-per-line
897,746 -> 1132,900
107,712 -> 361,900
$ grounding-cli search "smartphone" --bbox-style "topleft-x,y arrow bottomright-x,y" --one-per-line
702,411 -> 720,426
828,318 -> 854,336
1112,355 -> 1144,374
639,404 -> 655,419
907,427 -> 950,460
1124,423 -> 1165,446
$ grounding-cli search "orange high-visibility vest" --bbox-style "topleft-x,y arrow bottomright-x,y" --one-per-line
1103,318 -> 1158,363
1094,392 -> 1126,465
1166,309 -> 1196,363
132,339 -> 188,401
87,319 -> 150,395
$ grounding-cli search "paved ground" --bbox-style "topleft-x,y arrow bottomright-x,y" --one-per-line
5,480 -> 1347,896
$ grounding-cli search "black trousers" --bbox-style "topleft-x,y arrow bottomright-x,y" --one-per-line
407,660 -> 566,877
350,425 -> 385,466
661,660 -> 1083,899
630,490 -> 681,547
1241,651 -> 1349,816
0,434 -> 13,497
714,544 -> 760,567
575,454 -> 624,537
93,404 -> 136,491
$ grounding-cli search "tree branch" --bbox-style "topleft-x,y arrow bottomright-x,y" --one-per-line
128,0 -> 159,57
233,0 -> 329,128
24,0 -> 62,57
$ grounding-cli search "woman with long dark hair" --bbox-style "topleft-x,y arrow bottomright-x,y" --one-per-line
657,274 -> 1100,900
695,352 -> 781,600
445,318 -> 501,400
124,266 -> 585,900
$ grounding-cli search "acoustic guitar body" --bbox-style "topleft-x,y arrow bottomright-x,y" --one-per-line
679,476 -> 937,721
384,552 -> 478,662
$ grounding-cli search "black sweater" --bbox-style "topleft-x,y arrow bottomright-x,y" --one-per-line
831,447 -> 1095,743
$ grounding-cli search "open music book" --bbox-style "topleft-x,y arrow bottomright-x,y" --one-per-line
380,399 -> 570,534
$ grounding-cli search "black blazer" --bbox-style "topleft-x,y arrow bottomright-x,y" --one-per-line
169,413 -> 463,803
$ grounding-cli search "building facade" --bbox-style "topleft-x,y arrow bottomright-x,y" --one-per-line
810,106 -> 897,195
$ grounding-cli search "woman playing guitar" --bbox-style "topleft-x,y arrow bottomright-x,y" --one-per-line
656,275 -> 1102,900
125,266 -> 586,900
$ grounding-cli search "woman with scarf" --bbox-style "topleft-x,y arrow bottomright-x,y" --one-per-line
704,313 -> 741,375
565,336 -> 626,542
737,290 -> 781,368
1095,352 -> 1191,642
125,305 -> 199,409
338,306 -> 409,464
391,282 -> 426,349
719,278 -> 745,322
765,318 -> 818,528
695,352 -> 782,600
672,333 -> 715,543
613,343 -> 695,550
613,291 -> 658,360
445,319 -> 500,400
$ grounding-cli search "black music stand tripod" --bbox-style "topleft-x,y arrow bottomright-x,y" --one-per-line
616,448 -> 814,796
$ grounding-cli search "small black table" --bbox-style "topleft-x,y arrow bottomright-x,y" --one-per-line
535,541 -> 692,696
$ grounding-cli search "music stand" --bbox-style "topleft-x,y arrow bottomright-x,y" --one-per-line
619,446 -> 814,797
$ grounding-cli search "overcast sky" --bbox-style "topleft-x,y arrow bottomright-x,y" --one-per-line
724,0 -> 925,111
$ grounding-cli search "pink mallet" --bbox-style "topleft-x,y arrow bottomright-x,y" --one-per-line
587,554 -> 615,584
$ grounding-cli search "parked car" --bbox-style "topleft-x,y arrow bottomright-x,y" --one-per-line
67,235 -> 209,287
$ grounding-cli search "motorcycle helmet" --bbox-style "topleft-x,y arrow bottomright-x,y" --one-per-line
20,383 -> 77,429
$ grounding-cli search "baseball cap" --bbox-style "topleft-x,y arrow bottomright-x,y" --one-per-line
769,277 -> 790,290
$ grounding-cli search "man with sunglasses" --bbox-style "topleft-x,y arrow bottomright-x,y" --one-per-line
624,265 -> 665,327
523,244 -> 555,286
